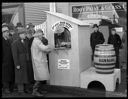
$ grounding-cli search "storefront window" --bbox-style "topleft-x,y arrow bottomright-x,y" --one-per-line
2,14 -> 13,24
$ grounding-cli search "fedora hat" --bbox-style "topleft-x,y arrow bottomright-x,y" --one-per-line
16,22 -> 23,28
18,28 -> 26,34
93,24 -> 99,28
33,29 -> 43,37
2,26 -> 9,32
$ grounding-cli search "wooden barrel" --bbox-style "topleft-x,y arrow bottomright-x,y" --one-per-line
94,44 -> 116,74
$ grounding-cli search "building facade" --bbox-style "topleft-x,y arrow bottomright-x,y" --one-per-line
2,2 -> 126,28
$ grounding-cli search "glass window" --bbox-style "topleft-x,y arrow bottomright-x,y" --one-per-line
54,27 -> 71,49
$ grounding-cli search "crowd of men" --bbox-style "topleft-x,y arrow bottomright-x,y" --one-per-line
2,22 -> 53,96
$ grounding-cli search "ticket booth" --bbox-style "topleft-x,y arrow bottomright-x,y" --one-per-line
45,11 -> 101,87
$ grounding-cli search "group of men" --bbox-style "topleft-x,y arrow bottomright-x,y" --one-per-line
90,24 -> 122,68
2,22 -> 53,96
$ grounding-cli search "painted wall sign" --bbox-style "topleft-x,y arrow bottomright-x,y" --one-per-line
58,59 -> 70,69
72,4 -> 113,13
72,3 -> 125,13
86,14 -> 109,19
72,3 -> 126,20
112,3 -> 125,11
52,21 -> 73,31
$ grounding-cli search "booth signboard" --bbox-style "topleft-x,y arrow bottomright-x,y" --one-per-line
58,59 -> 70,69
52,21 -> 73,31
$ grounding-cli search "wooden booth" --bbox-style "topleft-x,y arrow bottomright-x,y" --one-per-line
45,11 -> 101,87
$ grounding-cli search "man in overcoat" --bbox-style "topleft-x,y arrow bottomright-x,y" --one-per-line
108,28 -> 122,68
11,28 -> 30,94
90,24 -> 105,61
2,25 -> 15,94
31,29 -> 53,96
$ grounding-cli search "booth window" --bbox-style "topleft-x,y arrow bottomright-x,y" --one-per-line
54,27 -> 71,49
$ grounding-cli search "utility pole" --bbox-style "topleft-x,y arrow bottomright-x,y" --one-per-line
50,2 -> 56,12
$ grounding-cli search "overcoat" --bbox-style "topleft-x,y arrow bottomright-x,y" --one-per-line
108,33 -> 122,54
25,37 -> 34,83
31,37 -> 50,81
11,38 -> 30,84
2,37 -> 15,82
108,33 -> 122,68
90,31 -> 105,53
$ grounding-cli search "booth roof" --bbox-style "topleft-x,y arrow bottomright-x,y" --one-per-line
45,11 -> 101,26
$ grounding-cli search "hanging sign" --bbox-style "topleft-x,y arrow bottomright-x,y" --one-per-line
52,21 -> 73,32
58,59 -> 70,69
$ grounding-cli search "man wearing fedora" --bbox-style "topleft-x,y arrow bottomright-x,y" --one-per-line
108,28 -> 122,68
31,29 -> 53,96
11,22 -> 24,43
90,24 -> 105,62
11,28 -> 30,95
2,25 -> 15,94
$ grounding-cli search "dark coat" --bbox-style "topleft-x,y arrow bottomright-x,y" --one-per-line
90,31 -> 105,53
12,33 -> 19,41
11,38 -> 30,84
108,33 -> 122,55
2,37 -> 15,83
25,37 -> 34,83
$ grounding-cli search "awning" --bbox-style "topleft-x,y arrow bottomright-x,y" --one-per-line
112,3 -> 127,30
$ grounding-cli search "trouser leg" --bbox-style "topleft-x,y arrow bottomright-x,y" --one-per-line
92,50 -> 94,67
32,81 -> 44,96
17,84 -> 24,92
3,82 -> 9,89
115,50 -> 119,68
2,82 -> 10,94
33,81 -> 40,93
9,82 -> 14,92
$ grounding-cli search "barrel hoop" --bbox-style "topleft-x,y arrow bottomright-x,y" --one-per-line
95,67 -> 114,70
95,69 -> 114,73
95,65 -> 115,68
95,49 -> 115,51
95,44 -> 111,48
96,71 -> 114,74
94,55 -> 116,57
94,63 -> 115,66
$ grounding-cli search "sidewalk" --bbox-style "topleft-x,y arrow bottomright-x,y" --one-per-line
2,69 -> 127,98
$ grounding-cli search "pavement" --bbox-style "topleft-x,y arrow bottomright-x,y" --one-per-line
2,69 -> 127,98
2,91 -> 78,98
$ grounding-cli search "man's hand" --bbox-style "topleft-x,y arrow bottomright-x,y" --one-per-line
16,65 -> 20,69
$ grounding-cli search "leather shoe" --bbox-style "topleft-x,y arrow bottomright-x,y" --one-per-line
39,90 -> 47,94
24,90 -> 32,94
32,91 -> 44,97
